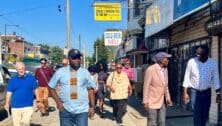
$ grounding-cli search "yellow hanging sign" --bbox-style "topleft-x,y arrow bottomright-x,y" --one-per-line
94,3 -> 121,21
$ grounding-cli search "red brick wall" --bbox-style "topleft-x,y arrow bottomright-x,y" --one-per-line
8,42 -> 24,57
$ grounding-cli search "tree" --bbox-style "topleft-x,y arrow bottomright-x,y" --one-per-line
48,46 -> 63,65
38,44 -> 50,55
93,38 -> 109,64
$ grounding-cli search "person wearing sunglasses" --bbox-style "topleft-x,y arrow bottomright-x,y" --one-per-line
35,58 -> 53,116
106,62 -> 132,126
183,45 -> 221,126
143,51 -> 173,126
48,49 -> 96,126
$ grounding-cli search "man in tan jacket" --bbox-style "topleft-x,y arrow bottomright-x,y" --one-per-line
143,52 -> 173,126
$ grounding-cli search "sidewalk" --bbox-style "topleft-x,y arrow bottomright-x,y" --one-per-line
0,96 -> 218,126
0,97 -> 147,126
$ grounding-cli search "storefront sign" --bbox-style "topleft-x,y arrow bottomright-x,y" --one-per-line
94,3 -> 121,21
174,0 -> 216,21
104,31 -> 122,46
145,0 -> 173,38
206,16 -> 222,35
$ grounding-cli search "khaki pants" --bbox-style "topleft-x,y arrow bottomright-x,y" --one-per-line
11,107 -> 33,126
38,87 -> 49,113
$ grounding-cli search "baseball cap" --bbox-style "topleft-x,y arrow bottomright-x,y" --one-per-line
152,52 -> 172,63
68,49 -> 82,59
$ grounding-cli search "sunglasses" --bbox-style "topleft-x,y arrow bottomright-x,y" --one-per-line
116,67 -> 122,69
71,56 -> 81,60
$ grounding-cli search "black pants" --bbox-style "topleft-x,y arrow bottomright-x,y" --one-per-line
112,99 -> 127,123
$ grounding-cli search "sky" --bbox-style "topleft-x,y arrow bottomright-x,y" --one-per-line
0,0 -> 127,56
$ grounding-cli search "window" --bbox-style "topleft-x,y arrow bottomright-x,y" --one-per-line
134,0 -> 141,17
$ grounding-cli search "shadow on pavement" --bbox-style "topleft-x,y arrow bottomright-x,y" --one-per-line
94,105 -> 113,121
127,96 -> 147,117
30,124 -> 42,126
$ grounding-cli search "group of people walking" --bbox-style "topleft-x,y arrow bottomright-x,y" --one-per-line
143,45 -> 221,126
3,45 -> 221,126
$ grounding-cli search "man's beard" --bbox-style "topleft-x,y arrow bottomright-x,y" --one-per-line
70,63 -> 80,70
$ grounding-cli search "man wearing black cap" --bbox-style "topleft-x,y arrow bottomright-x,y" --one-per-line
48,49 -> 96,126
143,51 -> 173,126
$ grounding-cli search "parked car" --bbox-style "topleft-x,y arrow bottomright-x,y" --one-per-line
8,69 -> 33,77
0,65 -> 11,121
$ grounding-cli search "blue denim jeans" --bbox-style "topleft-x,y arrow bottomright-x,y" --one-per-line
190,88 -> 211,126
59,108 -> 88,126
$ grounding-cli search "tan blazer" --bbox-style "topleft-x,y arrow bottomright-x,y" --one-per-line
143,63 -> 171,109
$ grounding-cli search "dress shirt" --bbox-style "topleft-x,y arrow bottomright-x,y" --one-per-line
183,57 -> 220,91
157,64 -> 165,83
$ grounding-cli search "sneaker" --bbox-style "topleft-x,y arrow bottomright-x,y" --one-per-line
99,111 -> 105,118
117,123 -> 124,126
112,117 -> 116,121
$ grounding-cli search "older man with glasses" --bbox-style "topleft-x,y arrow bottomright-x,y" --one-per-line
143,52 -> 173,126
35,58 -> 53,116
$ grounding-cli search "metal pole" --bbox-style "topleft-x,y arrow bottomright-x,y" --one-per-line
4,24 -> 7,41
0,38 -> 2,64
79,34 -> 81,51
66,0 -> 71,49
23,42 -> 25,57
96,46 -> 98,63
83,44 -> 86,68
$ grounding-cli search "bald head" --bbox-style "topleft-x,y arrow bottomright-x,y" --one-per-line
62,58 -> 69,66
15,62 -> 26,76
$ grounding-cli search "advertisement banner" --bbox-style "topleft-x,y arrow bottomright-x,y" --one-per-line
145,0 -> 174,38
174,0 -> 210,20
104,31 -> 122,46
94,3 -> 121,21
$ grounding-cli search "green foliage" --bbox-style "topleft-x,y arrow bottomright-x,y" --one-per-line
93,37 -> 116,64
49,46 -> 63,65
38,44 -> 50,54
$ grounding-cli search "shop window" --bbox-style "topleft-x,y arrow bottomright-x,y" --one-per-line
168,37 -> 211,107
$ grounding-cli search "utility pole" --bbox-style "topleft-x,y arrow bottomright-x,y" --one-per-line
66,0 -> 71,49
0,38 -> 2,64
79,34 -> 81,51
96,45 -> 98,63
83,44 -> 86,68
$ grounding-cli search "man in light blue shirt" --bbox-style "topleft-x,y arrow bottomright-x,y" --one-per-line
48,49 -> 95,126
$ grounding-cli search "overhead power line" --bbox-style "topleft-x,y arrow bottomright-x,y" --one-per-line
0,4 -> 56,16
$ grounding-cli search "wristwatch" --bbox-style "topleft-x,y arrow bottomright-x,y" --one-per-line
89,105 -> 95,109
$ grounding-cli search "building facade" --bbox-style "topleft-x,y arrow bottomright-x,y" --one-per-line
143,0 -> 222,124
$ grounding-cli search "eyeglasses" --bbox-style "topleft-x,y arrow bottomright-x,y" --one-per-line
116,67 -> 122,69
41,62 -> 46,64
71,57 -> 81,60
